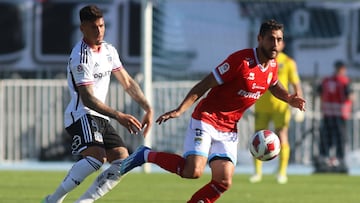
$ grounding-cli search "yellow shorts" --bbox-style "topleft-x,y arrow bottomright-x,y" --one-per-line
254,110 -> 291,131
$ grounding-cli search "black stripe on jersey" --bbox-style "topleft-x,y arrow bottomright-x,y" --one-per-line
80,116 -> 93,143
80,42 -> 88,64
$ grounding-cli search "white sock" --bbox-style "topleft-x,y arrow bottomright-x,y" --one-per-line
75,159 -> 123,203
48,156 -> 102,203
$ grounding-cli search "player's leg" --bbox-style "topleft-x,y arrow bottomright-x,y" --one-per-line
121,118 -> 210,178
187,131 -> 237,203
44,115 -> 106,203
75,123 -> 129,203
334,117 -> 348,172
319,117 -> 331,158
274,110 -> 291,184
250,112 -> 271,183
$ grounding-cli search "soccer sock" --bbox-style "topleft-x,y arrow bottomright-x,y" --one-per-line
75,159 -> 123,203
254,158 -> 263,176
187,180 -> 228,203
48,156 -> 102,203
278,143 -> 290,176
148,151 -> 185,176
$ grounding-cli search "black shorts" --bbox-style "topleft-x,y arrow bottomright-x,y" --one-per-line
65,114 -> 126,155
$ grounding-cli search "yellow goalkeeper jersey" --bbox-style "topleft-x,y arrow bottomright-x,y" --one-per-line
255,52 -> 301,113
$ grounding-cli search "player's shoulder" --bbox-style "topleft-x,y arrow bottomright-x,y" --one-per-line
69,41 -> 88,63
101,41 -> 117,51
229,48 -> 254,57
227,48 -> 256,66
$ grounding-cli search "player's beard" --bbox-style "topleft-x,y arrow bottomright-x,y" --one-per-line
260,46 -> 277,60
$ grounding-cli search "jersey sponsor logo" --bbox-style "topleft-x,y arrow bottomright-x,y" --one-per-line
94,70 -> 111,78
237,89 -> 261,99
252,83 -> 266,90
267,72 -> 273,84
218,63 -> 230,75
247,72 -> 255,80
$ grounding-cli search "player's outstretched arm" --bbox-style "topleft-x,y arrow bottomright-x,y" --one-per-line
113,68 -> 153,136
156,73 -> 218,125
269,82 -> 306,111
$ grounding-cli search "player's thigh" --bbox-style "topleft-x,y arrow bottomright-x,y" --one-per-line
103,124 -> 128,161
254,112 -> 271,130
273,110 -> 291,129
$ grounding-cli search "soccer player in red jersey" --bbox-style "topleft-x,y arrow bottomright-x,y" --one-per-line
121,19 -> 306,203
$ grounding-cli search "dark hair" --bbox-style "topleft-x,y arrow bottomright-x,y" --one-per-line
334,60 -> 346,69
79,5 -> 103,23
259,19 -> 284,37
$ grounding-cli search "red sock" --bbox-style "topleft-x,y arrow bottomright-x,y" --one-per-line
187,180 -> 228,203
148,151 -> 185,176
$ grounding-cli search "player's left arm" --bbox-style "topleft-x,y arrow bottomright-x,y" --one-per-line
113,68 -> 153,136
269,81 -> 306,111
289,60 -> 303,97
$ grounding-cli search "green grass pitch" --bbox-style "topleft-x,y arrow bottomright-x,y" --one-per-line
0,170 -> 359,203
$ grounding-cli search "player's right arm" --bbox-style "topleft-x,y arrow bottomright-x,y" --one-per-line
77,84 -> 142,134
156,73 -> 218,124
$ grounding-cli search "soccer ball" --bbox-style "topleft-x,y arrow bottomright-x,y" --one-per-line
249,130 -> 281,161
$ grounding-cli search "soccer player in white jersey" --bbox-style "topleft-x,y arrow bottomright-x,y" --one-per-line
120,20 -> 305,202
41,5 -> 153,203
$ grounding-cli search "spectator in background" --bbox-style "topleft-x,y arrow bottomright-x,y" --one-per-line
249,42 -> 303,184
317,60 -> 353,173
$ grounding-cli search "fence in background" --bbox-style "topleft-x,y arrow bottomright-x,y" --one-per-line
1,79 -> 360,166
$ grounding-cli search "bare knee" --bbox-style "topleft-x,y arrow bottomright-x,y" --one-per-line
218,179 -> 232,189
182,166 -> 204,179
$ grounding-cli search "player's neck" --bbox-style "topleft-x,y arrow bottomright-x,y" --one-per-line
82,38 -> 102,52
255,48 -> 271,68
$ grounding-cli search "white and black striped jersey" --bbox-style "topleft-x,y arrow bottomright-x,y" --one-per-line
64,40 -> 123,127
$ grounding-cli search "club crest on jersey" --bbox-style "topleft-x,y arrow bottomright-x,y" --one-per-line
218,63 -> 230,75
267,72 -> 273,84
107,55 -> 112,62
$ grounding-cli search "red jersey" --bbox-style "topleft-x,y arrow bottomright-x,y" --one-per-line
192,48 -> 278,132
320,75 -> 352,119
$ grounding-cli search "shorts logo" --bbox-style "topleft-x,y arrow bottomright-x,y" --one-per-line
71,135 -> 82,154
94,131 -> 104,142
194,128 -> 203,145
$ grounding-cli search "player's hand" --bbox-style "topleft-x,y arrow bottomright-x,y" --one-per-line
116,112 -> 142,134
288,93 -> 306,111
141,109 -> 154,137
156,109 -> 181,125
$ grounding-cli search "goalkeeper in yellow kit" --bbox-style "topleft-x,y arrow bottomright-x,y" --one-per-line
249,42 -> 303,184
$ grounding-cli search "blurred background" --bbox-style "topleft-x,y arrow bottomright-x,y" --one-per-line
1,0 -> 360,173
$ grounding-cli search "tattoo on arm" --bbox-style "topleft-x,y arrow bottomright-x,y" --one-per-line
125,78 -> 151,111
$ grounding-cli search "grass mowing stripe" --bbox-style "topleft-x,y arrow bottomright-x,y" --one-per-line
0,171 -> 358,203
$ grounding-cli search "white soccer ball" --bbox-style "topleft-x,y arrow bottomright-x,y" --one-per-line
249,130 -> 281,161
